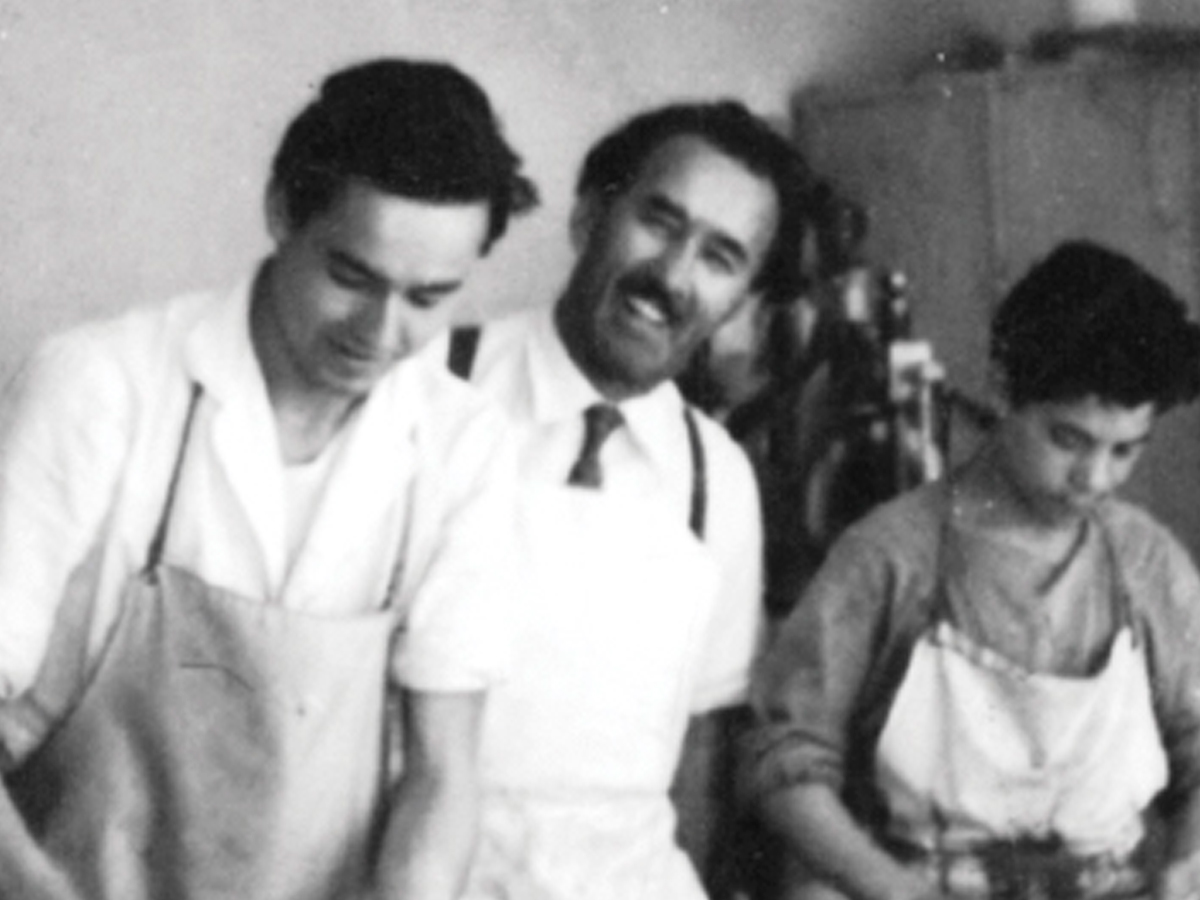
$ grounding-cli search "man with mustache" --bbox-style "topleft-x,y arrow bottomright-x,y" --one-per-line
444,101 -> 812,900
0,58 -> 535,900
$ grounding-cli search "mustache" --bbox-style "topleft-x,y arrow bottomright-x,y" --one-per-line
617,271 -> 685,319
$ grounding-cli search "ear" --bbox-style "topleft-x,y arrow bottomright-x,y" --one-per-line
264,182 -> 292,245
568,191 -> 604,253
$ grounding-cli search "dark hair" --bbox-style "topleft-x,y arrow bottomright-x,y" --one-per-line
575,101 -> 813,304
271,58 -> 538,250
991,240 -> 1200,410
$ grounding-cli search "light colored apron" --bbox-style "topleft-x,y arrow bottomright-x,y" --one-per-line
870,514 -> 1168,899
464,478 -> 721,900
4,386 -> 399,900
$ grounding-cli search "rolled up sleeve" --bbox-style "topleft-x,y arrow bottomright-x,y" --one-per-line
748,527 -> 920,799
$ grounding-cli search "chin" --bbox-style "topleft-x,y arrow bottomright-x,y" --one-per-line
1038,498 -> 1093,526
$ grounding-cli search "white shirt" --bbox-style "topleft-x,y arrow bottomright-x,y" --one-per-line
0,275 -> 517,702
441,304 -> 764,712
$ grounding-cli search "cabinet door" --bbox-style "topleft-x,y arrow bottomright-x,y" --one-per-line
797,77 -> 997,400
799,66 -> 1200,560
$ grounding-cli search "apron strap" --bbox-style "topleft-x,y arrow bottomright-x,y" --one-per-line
1094,510 -> 1137,633
142,383 -> 203,573
927,480 -> 957,626
683,406 -> 707,540
447,326 -> 482,380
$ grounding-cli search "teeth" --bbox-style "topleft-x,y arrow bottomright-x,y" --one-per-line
628,294 -> 668,324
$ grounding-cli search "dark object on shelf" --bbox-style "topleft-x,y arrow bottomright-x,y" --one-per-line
927,32 -> 1007,73
1030,25 -> 1200,63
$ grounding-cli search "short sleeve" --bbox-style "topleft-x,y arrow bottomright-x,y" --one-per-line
0,332 -> 132,698
389,393 -> 518,693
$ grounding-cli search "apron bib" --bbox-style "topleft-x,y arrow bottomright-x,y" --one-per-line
871,513 -> 1168,899
465,481 -> 720,900
5,386 -> 400,900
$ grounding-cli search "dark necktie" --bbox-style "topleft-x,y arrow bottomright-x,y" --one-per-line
567,404 -> 624,488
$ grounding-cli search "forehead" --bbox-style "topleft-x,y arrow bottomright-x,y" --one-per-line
308,181 -> 489,272
626,135 -> 779,260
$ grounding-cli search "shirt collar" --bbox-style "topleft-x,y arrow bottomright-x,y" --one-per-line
181,268 -> 268,408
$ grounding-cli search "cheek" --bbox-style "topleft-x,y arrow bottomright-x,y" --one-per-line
405,309 -> 458,352
1007,438 -> 1065,489
305,282 -> 361,326
1111,454 -> 1141,486
695,281 -> 749,333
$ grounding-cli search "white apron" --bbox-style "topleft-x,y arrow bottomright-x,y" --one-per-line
3,387 -> 399,900
871,515 -> 1168,899
463,454 -> 721,900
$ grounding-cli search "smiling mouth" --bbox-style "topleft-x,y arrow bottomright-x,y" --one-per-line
621,287 -> 675,329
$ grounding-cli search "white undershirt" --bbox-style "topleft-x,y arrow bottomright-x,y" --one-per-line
282,440 -> 342,581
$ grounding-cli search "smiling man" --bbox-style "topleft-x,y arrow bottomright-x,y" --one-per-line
0,58 -> 535,900
442,102 -> 812,900
751,240 -> 1200,900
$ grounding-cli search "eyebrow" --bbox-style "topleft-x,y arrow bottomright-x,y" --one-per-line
644,193 -> 751,267
1052,420 -> 1152,449
328,248 -> 387,288
327,248 -> 465,297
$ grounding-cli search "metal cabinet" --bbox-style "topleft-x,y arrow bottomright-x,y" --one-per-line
794,59 -> 1200,559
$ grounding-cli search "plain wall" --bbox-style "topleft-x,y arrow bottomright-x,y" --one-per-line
0,0 -> 966,385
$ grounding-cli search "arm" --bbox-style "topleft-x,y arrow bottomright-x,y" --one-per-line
1139,523 -> 1200,899
759,782 -> 938,900
375,689 -> 485,900
747,497 -> 938,900
0,335 -> 131,899
377,381 -> 518,898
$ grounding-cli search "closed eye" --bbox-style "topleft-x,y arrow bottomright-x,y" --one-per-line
1049,425 -> 1091,453
702,242 -> 744,275
327,251 -> 385,296
406,283 -> 461,311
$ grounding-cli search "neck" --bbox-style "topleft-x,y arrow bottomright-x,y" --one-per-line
250,264 -> 359,465
956,441 -> 1085,547
271,396 -> 358,465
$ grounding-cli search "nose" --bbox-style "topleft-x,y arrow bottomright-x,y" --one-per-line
651,238 -> 696,298
355,292 -> 408,356
1071,451 -> 1116,496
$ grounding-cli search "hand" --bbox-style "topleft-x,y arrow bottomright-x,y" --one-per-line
1156,855 -> 1200,900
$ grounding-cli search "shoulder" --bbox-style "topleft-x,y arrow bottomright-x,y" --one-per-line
800,483 -> 944,614
5,293 -> 205,425
392,348 -> 513,464
1100,498 -> 1200,609
469,307 -> 543,386
1101,498 -> 1196,578
474,306 -> 542,352
840,482 -> 945,563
